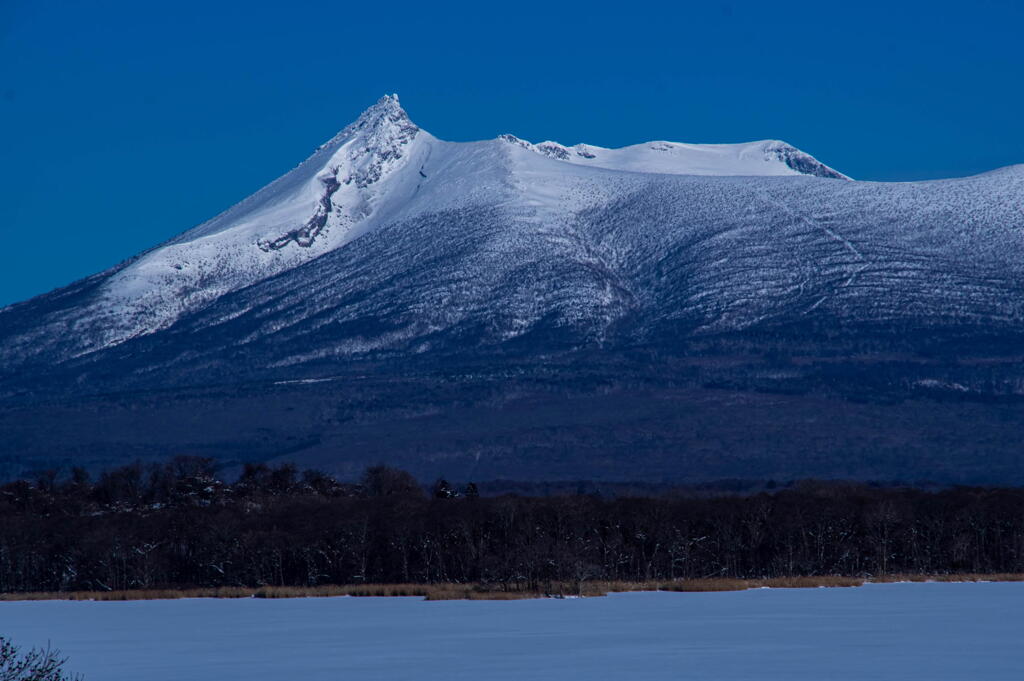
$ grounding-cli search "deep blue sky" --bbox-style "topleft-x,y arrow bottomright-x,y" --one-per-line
1,0 -> 1022,306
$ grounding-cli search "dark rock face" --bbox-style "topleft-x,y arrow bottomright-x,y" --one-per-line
257,175 -> 342,251
765,141 -> 851,179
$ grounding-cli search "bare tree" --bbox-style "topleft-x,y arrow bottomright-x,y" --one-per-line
0,637 -> 82,681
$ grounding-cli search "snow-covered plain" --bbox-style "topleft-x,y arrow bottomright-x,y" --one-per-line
2,583 -> 1022,680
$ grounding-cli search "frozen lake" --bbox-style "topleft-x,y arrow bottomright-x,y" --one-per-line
2,583 -> 1021,680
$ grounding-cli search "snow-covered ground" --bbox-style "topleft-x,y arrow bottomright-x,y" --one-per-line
2,583 -> 1021,680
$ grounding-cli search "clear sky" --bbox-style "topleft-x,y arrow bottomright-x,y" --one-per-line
1,0 -> 1022,306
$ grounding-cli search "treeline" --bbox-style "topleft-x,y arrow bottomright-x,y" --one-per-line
1,458 -> 1023,593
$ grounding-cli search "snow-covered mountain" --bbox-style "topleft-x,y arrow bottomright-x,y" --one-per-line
0,94 -> 859,372
3,94 -> 1024,485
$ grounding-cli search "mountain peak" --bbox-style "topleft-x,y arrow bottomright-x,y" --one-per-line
253,94 -> 423,252
357,93 -> 406,123
350,93 -> 415,137
336,94 -> 421,188
320,94 -> 418,152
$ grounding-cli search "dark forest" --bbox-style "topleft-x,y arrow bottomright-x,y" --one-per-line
2,458 -> 1023,594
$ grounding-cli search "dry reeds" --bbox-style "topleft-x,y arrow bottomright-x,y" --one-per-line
870,573 -> 1024,584
2,574 -> 1021,602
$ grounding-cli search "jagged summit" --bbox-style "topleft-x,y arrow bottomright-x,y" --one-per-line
321,94 -> 418,151
354,93 -> 406,123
